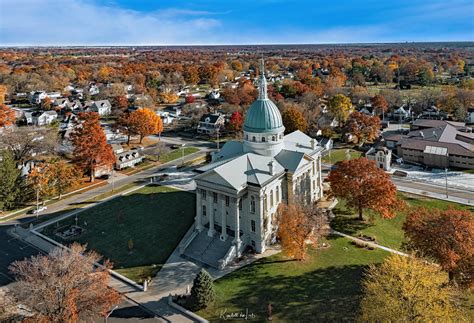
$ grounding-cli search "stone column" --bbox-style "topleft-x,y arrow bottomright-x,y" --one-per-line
195,189 -> 203,232
234,198 -> 241,256
220,195 -> 227,240
207,192 -> 215,237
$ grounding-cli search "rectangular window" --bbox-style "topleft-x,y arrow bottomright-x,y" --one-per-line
225,196 -> 230,206
202,205 -> 207,216
213,192 -> 218,203
239,199 -> 242,210
251,240 -> 256,247
251,220 -> 256,232
201,189 -> 206,199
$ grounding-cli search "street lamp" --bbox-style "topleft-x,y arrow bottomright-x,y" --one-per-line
445,152 -> 449,198
181,143 -> 186,166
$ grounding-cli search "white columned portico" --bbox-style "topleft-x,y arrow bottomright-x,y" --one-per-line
208,192 -> 215,237
220,194 -> 227,240
233,197 -> 241,256
196,189 -> 203,232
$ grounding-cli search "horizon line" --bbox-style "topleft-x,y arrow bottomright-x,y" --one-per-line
1,40 -> 473,48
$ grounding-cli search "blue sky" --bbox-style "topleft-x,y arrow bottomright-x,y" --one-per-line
0,0 -> 473,45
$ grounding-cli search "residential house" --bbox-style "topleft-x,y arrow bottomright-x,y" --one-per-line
156,111 -> 174,125
33,111 -> 58,126
392,104 -> 412,121
317,113 -> 338,129
366,146 -> 392,171
197,113 -> 225,135
88,100 -> 112,116
53,98 -> 70,110
468,107 -> 474,124
115,149 -> 143,170
66,100 -> 83,113
418,105 -> 448,120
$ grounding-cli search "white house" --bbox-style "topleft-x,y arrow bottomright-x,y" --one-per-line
182,60 -> 323,270
34,111 -> 58,126
392,104 -> 412,121
366,146 -> 392,171
156,111 -> 174,125
115,149 -> 143,170
89,100 -> 112,116
53,98 -> 70,110
197,113 -> 225,135
468,107 -> 474,124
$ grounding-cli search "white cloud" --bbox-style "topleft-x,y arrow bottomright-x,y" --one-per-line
0,0 -> 226,45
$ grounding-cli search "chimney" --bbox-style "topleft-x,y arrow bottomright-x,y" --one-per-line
419,131 -> 424,138
268,160 -> 274,176
311,138 -> 316,149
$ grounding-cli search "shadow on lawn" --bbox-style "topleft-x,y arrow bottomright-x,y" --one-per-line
330,216 -> 372,236
211,263 -> 369,322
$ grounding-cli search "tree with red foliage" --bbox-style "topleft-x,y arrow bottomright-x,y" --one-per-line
327,158 -> 403,221
346,111 -> 381,144
185,95 -> 196,104
8,243 -> 121,322
370,94 -> 389,119
227,111 -> 243,132
0,104 -> 16,127
404,207 -> 474,288
70,112 -> 115,182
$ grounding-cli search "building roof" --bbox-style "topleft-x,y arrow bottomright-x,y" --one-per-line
199,113 -> 223,124
412,119 -> 466,129
243,59 -> 284,134
398,123 -> 474,157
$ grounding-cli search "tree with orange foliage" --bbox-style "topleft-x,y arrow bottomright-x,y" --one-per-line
0,84 -> 7,104
8,243 -> 121,322
70,112 -> 115,182
183,65 -> 200,85
346,111 -> 381,144
327,158 -> 402,221
27,163 -> 53,215
128,108 -> 163,143
114,95 -> 128,111
282,106 -> 307,134
277,202 -> 329,260
42,96 -> 53,110
0,104 -> 16,127
370,94 -> 389,119
404,207 -> 474,288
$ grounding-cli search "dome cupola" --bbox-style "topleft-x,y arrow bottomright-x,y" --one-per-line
243,59 -> 285,157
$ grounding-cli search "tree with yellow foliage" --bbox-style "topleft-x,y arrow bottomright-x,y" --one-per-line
328,94 -> 352,127
359,254 -> 467,322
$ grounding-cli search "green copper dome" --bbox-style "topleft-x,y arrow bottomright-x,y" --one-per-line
243,59 -> 284,134
243,99 -> 284,133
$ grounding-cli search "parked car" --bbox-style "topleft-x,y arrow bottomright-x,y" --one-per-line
29,206 -> 47,214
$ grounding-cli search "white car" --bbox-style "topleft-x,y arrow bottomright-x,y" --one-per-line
30,206 -> 47,214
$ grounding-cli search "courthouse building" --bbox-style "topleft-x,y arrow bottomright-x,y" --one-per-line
183,60 -> 323,269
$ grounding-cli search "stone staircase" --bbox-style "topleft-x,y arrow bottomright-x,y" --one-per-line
183,231 -> 233,269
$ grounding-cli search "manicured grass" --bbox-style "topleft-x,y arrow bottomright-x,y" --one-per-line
322,148 -> 362,164
158,147 -> 199,164
331,193 -> 474,250
197,236 -> 389,322
42,185 -> 196,283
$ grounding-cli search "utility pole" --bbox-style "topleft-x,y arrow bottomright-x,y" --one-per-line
181,144 -> 185,166
112,168 -> 115,192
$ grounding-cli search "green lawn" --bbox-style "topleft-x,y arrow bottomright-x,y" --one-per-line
331,193 -> 474,250
159,147 -> 199,164
322,148 -> 362,164
42,185 -> 196,283
197,236 -> 389,322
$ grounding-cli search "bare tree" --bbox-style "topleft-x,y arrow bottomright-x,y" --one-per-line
8,243 -> 121,322
1,126 -> 58,163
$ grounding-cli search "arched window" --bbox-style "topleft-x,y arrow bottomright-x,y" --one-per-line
270,190 -> 274,207
272,135 -> 276,141
252,136 -> 256,142
262,137 -> 266,142
276,186 -> 279,202
279,134 -> 283,139
250,196 -> 256,213
202,205 -> 207,216
263,194 -> 267,211
246,134 -> 248,140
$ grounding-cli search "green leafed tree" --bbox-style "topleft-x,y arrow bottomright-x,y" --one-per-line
0,149 -> 23,210
187,269 -> 215,311
359,254 -> 467,322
